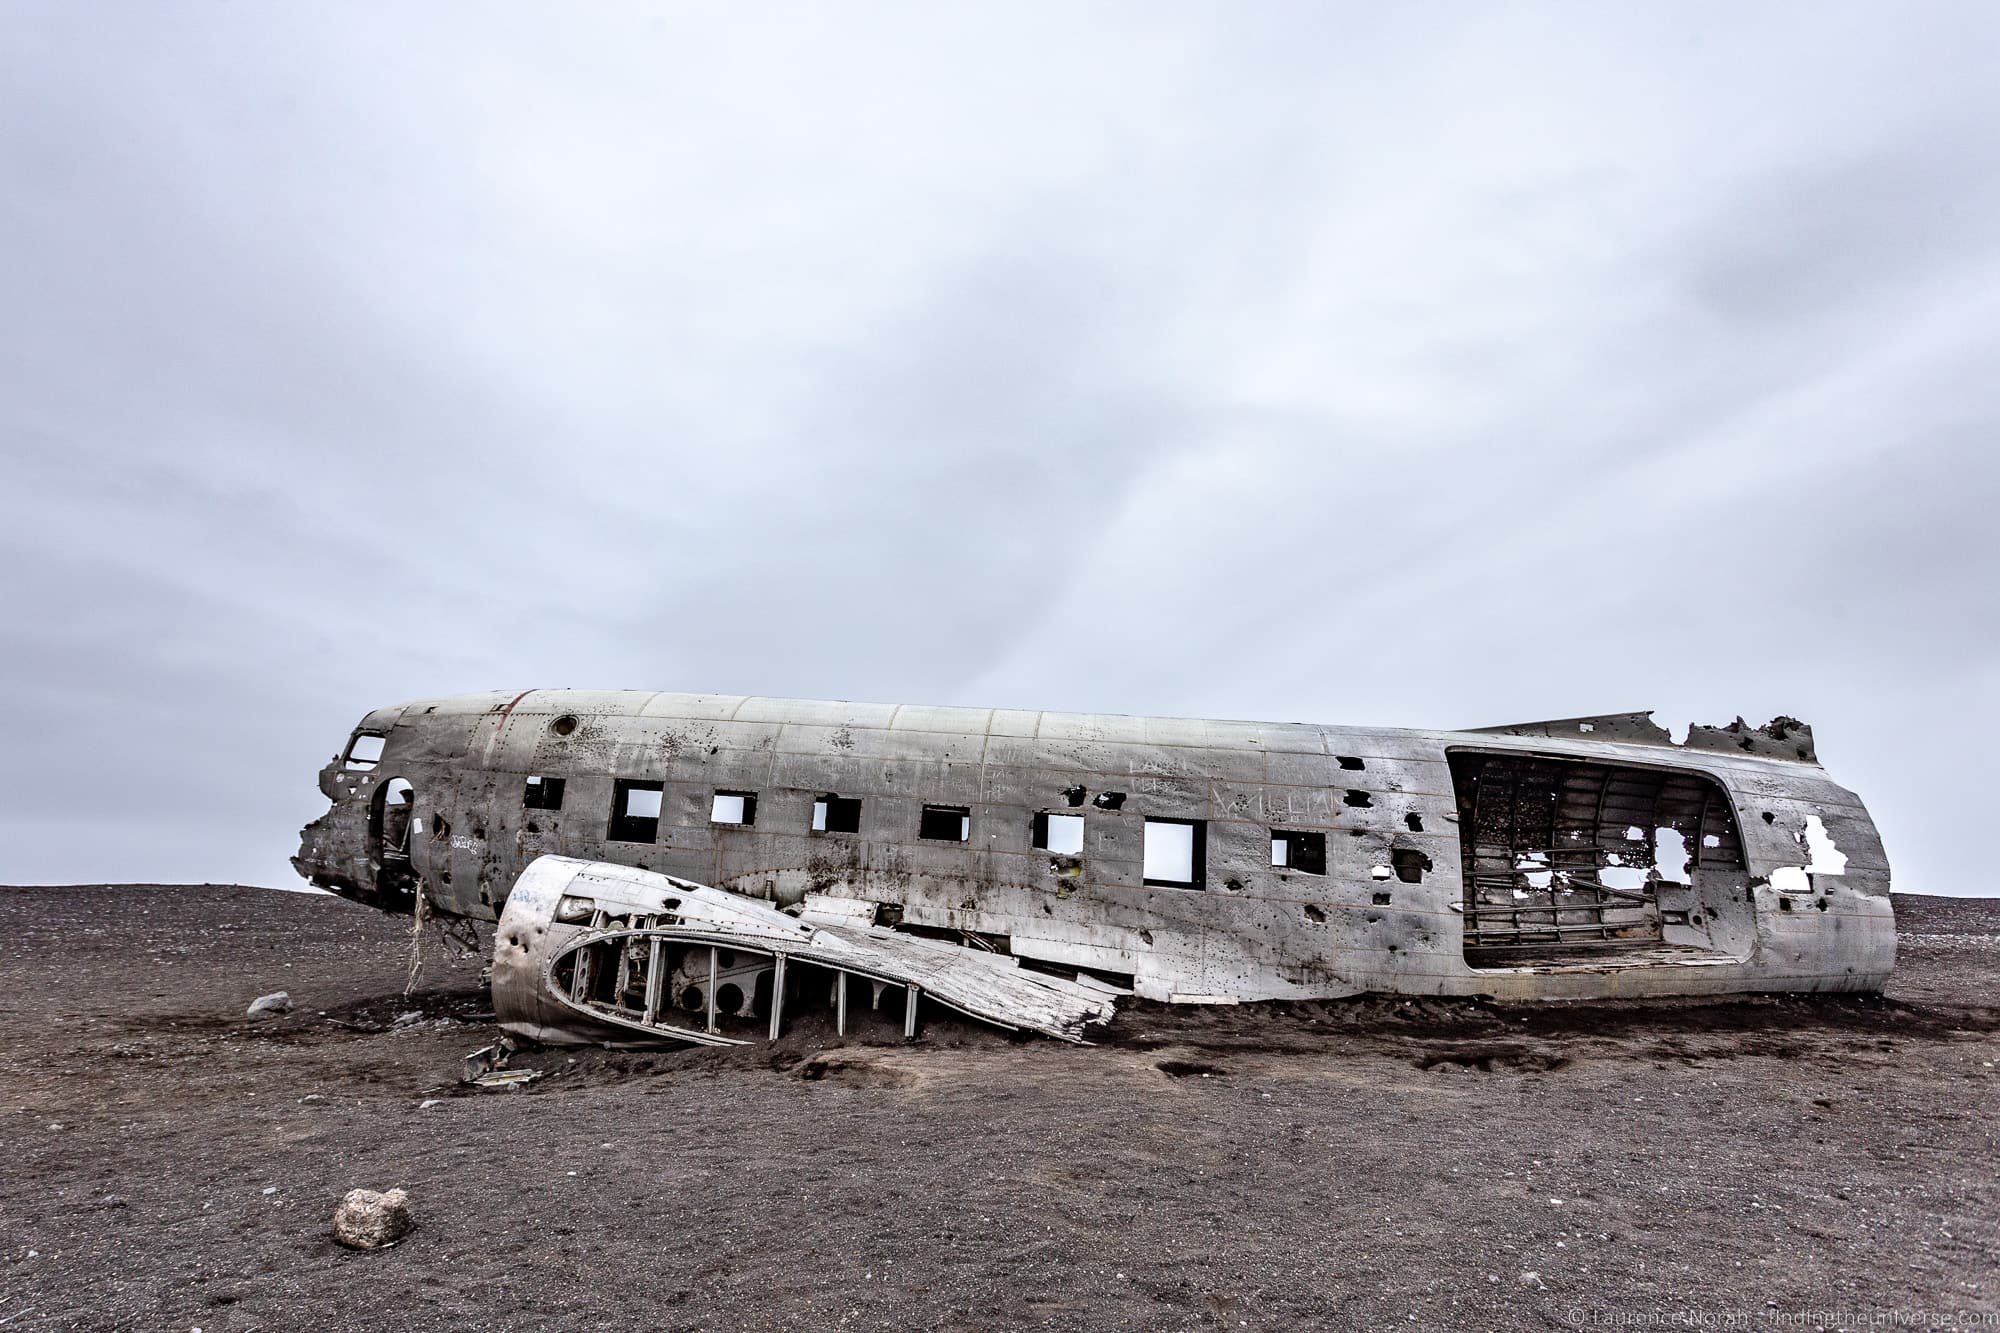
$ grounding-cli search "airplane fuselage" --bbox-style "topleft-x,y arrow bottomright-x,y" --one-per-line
295,690 -> 1893,1003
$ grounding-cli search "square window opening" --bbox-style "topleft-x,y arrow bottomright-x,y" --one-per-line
919,804 -> 971,842
609,779 -> 664,843
1032,812 -> 1086,855
1271,829 -> 1326,876
344,733 -> 385,772
711,791 -> 758,826
1143,818 -> 1206,889
813,794 -> 862,834
523,775 -> 566,811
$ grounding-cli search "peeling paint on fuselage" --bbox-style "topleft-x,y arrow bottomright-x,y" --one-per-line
294,691 -> 1894,1003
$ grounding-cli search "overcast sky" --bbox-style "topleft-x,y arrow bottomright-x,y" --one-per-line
3,3 -> 1996,896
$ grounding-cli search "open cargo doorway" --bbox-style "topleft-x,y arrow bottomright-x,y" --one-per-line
1447,751 -> 1747,968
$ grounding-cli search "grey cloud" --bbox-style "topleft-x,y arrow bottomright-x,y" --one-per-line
1686,134 -> 2000,328
1,4 -> 1996,896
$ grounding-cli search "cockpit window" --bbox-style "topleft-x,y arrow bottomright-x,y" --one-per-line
344,733 -> 386,771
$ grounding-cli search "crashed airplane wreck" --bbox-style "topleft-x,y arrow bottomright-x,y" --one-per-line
294,691 -> 1893,1047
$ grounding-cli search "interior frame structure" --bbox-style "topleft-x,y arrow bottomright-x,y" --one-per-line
1447,749 -> 1749,966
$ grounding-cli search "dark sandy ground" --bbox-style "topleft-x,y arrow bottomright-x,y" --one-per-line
0,886 -> 1995,1332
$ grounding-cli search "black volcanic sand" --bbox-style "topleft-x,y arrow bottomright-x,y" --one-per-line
1,886 -> 1996,1332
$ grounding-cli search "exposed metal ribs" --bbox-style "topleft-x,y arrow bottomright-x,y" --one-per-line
496,857 -> 1120,1045
1450,752 -> 1743,957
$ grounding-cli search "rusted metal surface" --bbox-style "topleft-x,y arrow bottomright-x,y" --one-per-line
295,692 -> 1893,1023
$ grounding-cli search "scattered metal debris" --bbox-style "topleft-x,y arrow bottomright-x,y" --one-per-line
467,1069 -> 542,1090
461,1038 -> 514,1082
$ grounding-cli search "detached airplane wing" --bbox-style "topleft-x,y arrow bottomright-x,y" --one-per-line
493,856 -> 1120,1046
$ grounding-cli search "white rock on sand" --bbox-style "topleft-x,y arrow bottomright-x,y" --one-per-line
332,1188 -> 414,1250
245,991 -> 292,1018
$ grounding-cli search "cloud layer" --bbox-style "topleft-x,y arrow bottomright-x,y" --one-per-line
3,3 -> 1996,894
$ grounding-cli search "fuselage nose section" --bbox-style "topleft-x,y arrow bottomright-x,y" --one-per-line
293,711 -> 420,914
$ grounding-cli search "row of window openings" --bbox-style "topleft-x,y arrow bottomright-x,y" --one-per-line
564,777 -> 1355,889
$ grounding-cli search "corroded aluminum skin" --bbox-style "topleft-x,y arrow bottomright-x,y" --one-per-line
297,691 -> 1894,1003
